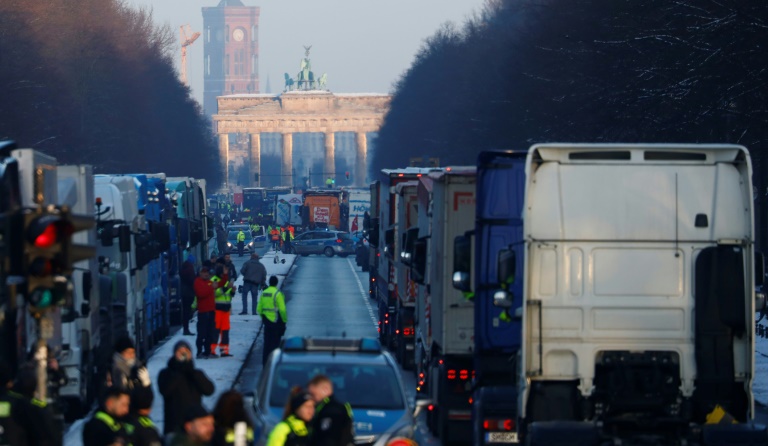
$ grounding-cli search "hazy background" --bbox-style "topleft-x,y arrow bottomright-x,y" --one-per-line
124,0 -> 487,104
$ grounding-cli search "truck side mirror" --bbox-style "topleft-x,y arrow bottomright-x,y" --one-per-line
756,252 -> 766,315
413,238 -> 427,284
452,235 -> 472,292
100,223 -> 114,247
118,225 -> 131,253
368,218 -> 379,246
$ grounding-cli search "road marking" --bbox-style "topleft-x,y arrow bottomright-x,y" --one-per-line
347,258 -> 378,327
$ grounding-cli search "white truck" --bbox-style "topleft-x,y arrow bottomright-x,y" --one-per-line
520,144 -> 767,445
95,175 -> 149,358
393,181 -> 420,369
56,165 -> 103,419
410,167 -> 476,443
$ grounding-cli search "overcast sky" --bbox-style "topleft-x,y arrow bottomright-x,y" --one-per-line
124,0 -> 487,104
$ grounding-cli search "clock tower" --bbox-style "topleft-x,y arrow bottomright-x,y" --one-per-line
202,0 -> 260,120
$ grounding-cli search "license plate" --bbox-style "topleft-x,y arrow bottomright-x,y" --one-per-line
486,432 -> 519,443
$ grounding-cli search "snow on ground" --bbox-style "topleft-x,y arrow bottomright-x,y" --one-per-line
755,319 -> 768,405
64,251 -> 297,444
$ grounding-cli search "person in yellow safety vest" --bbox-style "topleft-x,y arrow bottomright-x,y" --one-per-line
281,226 -> 294,254
237,230 -> 246,257
82,387 -> 131,446
257,276 -> 287,365
211,265 -> 234,357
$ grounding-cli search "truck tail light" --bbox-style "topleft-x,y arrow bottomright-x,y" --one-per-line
447,369 -> 456,380
403,327 -> 414,336
483,418 -> 515,431
459,369 -> 469,380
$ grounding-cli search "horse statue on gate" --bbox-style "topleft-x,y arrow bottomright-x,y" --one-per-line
283,73 -> 295,91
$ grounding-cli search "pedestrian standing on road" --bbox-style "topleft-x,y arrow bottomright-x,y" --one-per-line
237,230 -> 246,257
180,255 -> 197,336
270,227 -> 280,251
0,363 -> 36,446
257,275 -> 287,365
216,226 -> 228,257
193,267 -> 218,358
222,253 -> 238,282
266,387 -> 314,446
125,386 -> 162,446
169,405 -> 216,446
11,366 -> 61,446
306,375 -> 353,446
211,390 -> 255,446
158,341 -> 215,436
106,334 -> 135,390
211,264 -> 235,357
82,386 -> 131,446
239,252 -> 267,315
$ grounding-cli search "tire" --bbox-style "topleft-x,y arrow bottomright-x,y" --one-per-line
324,247 -> 335,257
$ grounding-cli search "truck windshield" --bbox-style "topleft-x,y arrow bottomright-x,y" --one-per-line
270,363 -> 404,410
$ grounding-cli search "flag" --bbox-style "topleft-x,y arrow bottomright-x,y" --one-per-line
351,215 -> 359,232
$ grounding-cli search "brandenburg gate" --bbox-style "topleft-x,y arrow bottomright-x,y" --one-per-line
213,91 -> 391,187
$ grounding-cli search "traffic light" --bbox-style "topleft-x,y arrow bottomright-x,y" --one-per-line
23,206 -> 95,313
345,171 -> 350,180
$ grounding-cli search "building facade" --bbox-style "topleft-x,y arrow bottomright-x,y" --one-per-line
202,0 -> 260,119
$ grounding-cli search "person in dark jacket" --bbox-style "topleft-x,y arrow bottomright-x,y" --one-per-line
180,255 -> 197,336
239,252 -> 267,315
158,340 -> 215,436
0,363 -> 35,446
82,386 -> 131,446
307,374 -> 353,446
11,366 -> 62,446
211,390 -> 255,446
222,253 -> 238,282
125,386 -> 162,446
169,404 -> 215,446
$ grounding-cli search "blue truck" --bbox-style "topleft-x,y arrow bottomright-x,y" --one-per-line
452,151 -> 526,445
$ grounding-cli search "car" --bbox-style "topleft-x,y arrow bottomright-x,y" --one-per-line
288,230 -> 355,257
247,337 -> 426,446
226,229 -> 256,254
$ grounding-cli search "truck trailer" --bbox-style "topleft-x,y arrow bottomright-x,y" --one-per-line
409,167 -> 476,444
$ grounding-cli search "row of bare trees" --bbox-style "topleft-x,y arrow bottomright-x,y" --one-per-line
0,0 -> 220,183
373,0 -> 768,247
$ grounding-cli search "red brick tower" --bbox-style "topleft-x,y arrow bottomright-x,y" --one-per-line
202,0 -> 260,120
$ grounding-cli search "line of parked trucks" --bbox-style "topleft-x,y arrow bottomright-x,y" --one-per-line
0,145 -> 212,420
365,144 -> 768,445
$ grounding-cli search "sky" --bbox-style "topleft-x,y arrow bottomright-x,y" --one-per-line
124,0 -> 488,105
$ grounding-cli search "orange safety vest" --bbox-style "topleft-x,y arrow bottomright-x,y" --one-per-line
270,229 -> 280,241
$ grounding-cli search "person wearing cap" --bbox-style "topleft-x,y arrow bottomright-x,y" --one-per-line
257,275 -> 288,365
158,341 -> 215,436
180,254 -> 197,336
169,404 -> 215,446
83,386 -> 131,446
239,252 -> 267,315
107,335 -> 151,399
266,387 -> 314,446
125,386 -> 162,446
306,374 -> 353,446
193,267 -> 218,358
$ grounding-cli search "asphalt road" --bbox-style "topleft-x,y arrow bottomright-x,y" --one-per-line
232,252 -> 768,444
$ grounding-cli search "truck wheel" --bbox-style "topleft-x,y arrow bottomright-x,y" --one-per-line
324,247 -> 335,257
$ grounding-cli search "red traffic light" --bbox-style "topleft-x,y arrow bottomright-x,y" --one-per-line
27,214 -> 72,248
